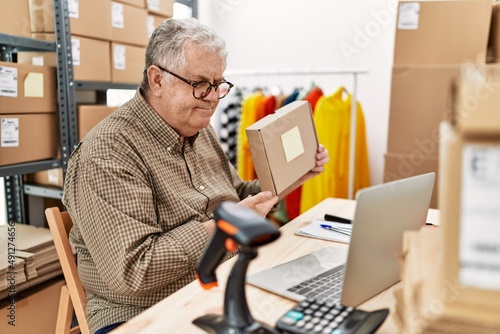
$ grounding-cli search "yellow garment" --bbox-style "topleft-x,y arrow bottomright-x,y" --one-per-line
236,92 -> 266,180
300,87 -> 370,213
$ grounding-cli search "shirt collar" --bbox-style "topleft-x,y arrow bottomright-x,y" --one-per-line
132,89 -> 199,152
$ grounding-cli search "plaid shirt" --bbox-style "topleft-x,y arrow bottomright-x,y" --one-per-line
62,90 -> 259,333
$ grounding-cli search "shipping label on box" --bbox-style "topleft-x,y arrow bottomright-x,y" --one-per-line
246,101 -> 318,198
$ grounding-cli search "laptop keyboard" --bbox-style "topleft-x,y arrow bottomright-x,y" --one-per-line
287,264 -> 345,304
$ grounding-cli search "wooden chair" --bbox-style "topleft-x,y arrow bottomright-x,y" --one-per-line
45,207 -> 90,334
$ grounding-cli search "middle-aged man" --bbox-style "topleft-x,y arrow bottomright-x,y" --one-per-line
62,17 -> 329,334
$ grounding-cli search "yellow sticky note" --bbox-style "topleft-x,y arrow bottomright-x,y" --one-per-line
24,72 -> 44,98
281,126 -> 304,163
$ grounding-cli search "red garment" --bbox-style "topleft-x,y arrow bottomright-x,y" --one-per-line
263,95 -> 276,116
285,87 -> 324,221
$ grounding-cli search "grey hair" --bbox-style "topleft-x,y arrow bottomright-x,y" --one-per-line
140,17 -> 228,92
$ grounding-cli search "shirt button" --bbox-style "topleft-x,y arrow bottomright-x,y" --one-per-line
167,147 -> 172,152
199,185 -> 205,191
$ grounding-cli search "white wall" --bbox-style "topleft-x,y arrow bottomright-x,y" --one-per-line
199,0 -> 398,186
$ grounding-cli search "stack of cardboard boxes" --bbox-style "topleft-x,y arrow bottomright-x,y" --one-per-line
395,64 -> 500,333
383,0 -> 492,208
8,0 -> 174,187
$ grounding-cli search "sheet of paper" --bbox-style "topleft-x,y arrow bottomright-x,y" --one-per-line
398,3 -> 420,30
296,219 -> 351,244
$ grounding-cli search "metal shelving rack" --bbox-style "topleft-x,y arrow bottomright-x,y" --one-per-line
1,0 -> 74,224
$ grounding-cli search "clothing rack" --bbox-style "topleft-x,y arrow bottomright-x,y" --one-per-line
224,68 -> 368,199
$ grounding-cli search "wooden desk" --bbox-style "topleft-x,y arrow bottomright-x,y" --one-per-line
112,198 -> 440,334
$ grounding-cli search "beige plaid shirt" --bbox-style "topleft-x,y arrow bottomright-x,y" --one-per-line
62,90 -> 259,333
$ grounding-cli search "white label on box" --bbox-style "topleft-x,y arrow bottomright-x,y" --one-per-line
397,3 -> 420,30
71,38 -> 81,66
281,126 -> 304,163
147,0 -> 161,11
459,144 -> 500,290
1,118 -> 19,147
48,169 -> 60,185
147,15 -> 155,38
0,66 -> 18,97
111,2 -> 125,29
68,0 -> 79,18
32,56 -> 44,66
113,45 -> 126,70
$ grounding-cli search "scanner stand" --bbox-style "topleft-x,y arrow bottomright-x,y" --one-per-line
193,247 -> 280,334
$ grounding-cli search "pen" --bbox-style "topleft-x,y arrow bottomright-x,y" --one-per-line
320,224 -> 351,236
324,214 -> 352,224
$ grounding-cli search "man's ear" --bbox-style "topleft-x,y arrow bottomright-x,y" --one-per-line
147,65 -> 164,97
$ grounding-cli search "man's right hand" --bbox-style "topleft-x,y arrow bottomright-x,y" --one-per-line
238,191 -> 279,217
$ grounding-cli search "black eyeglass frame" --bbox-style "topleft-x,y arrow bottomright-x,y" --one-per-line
156,64 -> 234,100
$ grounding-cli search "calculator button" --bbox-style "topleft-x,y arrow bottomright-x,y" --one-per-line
313,324 -> 324,332
285,310 -> 304,321
295,320 -> 306,328
304,322 -> 314,331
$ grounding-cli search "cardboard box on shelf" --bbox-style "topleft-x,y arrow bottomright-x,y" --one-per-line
111,2 -> 149,47
78,105 -> 117,140
383,152 -> 439,208
0,0 -> 31,37
147,13 -> 167,38
0,113 -> 58,166
29,0 -> 112,41
25,168 -> 64,188
114,0 -> 145,8
71,36 -> 111,82
453,64 -> 500,137
246,101 -> 318,199
17,33 -> 57,67
0,61 -> 57,114
387,65 -> 461,156
145,0 -> 175,18
394,0 -> 492,65
111,43 -> 145,84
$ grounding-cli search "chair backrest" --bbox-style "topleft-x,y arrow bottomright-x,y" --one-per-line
45,207 -> 90,334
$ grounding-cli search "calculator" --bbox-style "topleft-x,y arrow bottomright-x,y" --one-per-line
275,298 -> 389,334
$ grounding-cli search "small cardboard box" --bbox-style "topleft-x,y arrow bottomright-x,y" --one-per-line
246,101 -> 318,198
111,1 -> 149,47
17,33 -> 57,67
29,0 -> 112,41
0,61 -> 57,114
78,105 -> 117,140
0,113 -> 58,166
26,168 -> 64,188
453,64 -> 500,137
71,36 -> 111,82
438,121 -> 500,310
394,0 -> 492,65
387,65 -> 460,156
147,13 -> 167,38
111,43 -> 146,84
0,0 -> 31,37
145,0 -> 175,18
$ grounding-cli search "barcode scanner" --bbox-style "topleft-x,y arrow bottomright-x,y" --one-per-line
193,201 -> 281,334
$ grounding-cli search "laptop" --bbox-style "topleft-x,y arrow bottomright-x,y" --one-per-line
246,172 -> 435,307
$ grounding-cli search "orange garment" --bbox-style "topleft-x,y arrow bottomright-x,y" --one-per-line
236,92 -> 266,181
300,87 -> 370,213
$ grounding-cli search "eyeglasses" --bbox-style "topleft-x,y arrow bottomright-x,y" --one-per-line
156,65 -> 233,99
